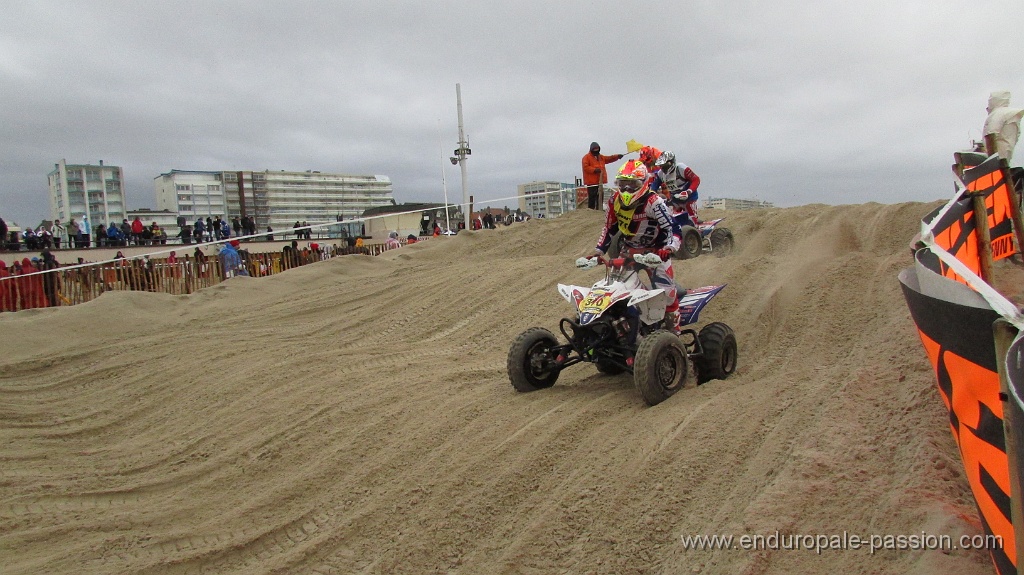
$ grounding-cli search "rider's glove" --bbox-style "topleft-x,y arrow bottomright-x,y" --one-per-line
656,248 -> 672,261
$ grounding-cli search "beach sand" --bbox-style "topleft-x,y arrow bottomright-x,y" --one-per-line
0,202 -> 999,574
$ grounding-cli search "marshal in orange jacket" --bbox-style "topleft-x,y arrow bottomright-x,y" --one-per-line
582,150 -> 624,186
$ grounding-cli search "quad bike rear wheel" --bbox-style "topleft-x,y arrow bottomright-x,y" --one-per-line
633,330 -> 688,406
676,226 -> 702,260
709,228 -> 734,258
695,322 -> 738,383
508,327 -> 561,392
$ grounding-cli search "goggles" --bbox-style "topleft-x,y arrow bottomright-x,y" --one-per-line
616,179 -> 643,192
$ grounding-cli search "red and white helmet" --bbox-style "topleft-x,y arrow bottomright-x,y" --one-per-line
638,146 -> 662,168
614,160 -> 650,207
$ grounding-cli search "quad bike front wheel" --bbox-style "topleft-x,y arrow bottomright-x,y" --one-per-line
709,228 -> 734,258
695,322 -> 738,383
633,330 -> 689,406
508,327 -> 561,392
675,226 -> 702,260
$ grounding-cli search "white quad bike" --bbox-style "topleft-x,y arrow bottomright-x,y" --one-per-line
507,252 -> 738,406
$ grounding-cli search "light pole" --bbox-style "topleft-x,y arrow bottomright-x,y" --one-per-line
453,83 -> 471,229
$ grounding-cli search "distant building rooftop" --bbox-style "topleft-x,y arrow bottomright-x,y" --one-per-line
703,197 -> 774,210
361,202 -> 443,218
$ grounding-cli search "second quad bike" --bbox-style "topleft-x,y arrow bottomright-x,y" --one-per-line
507,252 -> 738,406
675,217 -> 735,260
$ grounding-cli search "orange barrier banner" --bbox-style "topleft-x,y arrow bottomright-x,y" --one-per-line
921,197 -> 982,284
901,260 -> 1016,574
921,153 -> 1018,286
963,155 -> 1017,261
576,187 -> 588,208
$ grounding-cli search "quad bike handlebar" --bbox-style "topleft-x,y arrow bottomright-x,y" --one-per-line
575,251 -> 665,270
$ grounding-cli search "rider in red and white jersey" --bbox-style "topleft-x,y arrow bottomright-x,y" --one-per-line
593,160 -> 685,333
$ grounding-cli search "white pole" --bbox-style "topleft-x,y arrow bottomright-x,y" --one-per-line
438,119 -> 452,233
456,83 -> 470,229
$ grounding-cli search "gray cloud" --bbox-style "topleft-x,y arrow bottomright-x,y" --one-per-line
2,0 -> 1022,226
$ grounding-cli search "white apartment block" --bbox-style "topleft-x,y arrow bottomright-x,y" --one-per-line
47,159 -> 127,231
517,181 -> 579,219
154,170 -> 226,222
703,197 -> 775,210
155,169 -> 394,232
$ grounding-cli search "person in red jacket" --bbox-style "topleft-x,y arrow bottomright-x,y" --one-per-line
18,257 -> 47,309
0,261 -> 13,312
581,142 -> 623,210
130,216 -> 145,246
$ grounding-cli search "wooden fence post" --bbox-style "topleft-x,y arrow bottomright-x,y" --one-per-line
971,191 -> 996,284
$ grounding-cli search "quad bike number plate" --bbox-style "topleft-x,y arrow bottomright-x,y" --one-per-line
580,290 -> 612,314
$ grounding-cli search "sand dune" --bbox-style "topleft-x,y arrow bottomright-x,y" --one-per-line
0,202 -> 997,574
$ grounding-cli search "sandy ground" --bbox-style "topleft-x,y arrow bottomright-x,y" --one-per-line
0,202 -> 1001,574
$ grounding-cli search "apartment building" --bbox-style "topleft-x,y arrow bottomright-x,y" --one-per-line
47,159 -> 127,231
155,169 -> 394,232
154,170 -> 226,223
517,181 -> 579,218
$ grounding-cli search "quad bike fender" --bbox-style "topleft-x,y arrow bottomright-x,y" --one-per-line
563,283 -> 637,326
697,218 -> 726,238
627,287 -> 665,308
678,285 -> 727,326
635,290 -> 670,325
557,283 -> 588,306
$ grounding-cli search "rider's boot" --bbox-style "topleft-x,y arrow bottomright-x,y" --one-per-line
665,310 -> 682,335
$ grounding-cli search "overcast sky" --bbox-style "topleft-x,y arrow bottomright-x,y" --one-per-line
2,1 -> 1022,226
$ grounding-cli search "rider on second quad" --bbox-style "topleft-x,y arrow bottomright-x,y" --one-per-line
651,150 -> 702,228
592,159 -> 684,334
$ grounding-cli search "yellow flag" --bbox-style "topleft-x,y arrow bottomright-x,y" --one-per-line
625,139 -> 644,153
